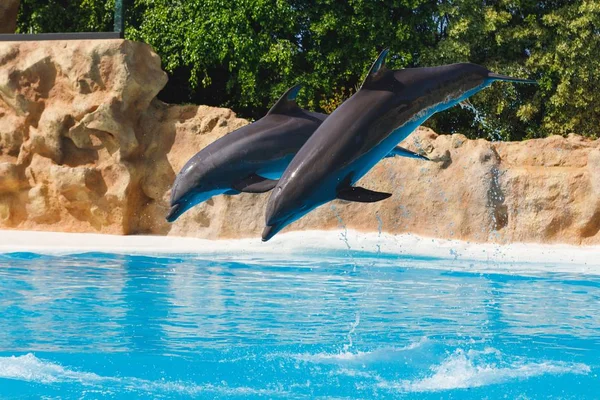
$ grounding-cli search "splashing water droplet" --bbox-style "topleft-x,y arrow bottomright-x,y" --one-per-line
459,100 -> 503,142
330,204 -> 356,271
375,212 -> 383,255
343,312 -> 361,353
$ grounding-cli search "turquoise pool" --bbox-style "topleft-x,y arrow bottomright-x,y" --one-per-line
0,250 -> 598,398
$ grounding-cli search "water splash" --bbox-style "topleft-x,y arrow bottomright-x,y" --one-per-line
0,353 -> 103,385
459,99 -> 503,142
342,312 -> 361,353
0,354 -> 285,396
330,205 -> 350,250
487,166 -> 508,243
375,212 -> 383,255
377,348 -> 590,393
460,100 -> 510,247
289,337 -> 430,364
330,204 -> 356,272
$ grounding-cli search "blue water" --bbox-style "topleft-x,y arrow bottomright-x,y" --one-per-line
0,250 -> 598,398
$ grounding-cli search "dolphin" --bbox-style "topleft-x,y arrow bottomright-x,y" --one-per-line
167,84 -> 428,222
262,49 -> 536,241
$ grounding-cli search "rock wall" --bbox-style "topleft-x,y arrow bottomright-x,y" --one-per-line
1,39 -> 599,245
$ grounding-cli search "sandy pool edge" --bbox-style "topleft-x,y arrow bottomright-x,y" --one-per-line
0,229 -> 598,266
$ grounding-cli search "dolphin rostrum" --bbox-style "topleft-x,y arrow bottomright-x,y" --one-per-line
262,49 -> 536,241
167,84 -> 428,222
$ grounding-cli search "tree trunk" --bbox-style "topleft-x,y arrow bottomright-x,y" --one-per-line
0,0 -> 20,34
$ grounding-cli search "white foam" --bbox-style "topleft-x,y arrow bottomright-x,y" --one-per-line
289,337 -> 429,364
0,229 -> 599,269
0,354 -> 285,396
0,353 -> 103,384
378,348 -> 591,393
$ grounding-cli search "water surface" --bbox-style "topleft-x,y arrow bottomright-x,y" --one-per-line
0,250 -> 598,398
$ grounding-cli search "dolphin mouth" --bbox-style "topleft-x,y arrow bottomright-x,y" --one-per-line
166,203 -> 183,222
262,224 -> 282,242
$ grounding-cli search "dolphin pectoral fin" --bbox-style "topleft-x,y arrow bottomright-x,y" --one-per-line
337,187 -> 392,203
232,174 -> 278,193
385,146 -> 430,161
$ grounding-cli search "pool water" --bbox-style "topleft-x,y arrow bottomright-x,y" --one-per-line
0,250 -> 598,398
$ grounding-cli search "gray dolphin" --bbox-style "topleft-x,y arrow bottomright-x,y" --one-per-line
262,49 -> 536,241
167,84 -> 428,222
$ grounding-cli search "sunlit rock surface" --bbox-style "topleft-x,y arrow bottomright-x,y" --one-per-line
0,39 -> 598,245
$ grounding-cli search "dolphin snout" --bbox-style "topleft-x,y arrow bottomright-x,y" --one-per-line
261,225 -> 277,242
263,190 -> 289,241
262,221 -> 288,242
166,203 -> 183,222
487,72 -> 537,84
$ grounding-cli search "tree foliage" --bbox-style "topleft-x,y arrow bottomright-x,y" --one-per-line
17,0 -> 115,33
125,0 -> 439,118
422,0 -> 600,139
16,0 -> 600,139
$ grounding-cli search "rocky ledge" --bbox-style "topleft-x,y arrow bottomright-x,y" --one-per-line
0,39 -> 598,245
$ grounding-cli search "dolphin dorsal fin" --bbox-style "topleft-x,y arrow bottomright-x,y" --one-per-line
267,84 -> 303,115
360,48 -> 389,89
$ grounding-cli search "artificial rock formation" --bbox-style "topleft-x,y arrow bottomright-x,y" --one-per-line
0,39 -> 599,245
0,39 -> 171,234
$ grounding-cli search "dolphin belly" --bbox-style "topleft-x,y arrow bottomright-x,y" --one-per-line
349,81 -> 493,185
168,188 -> 228,222
255,169 -> 283,180
193,188 -> 228,204
256,154 -> 295,180
262,174 -> 339,241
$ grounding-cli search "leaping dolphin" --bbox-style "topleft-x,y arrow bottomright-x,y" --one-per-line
262,50 -> 536,241
167,84 -> 428,222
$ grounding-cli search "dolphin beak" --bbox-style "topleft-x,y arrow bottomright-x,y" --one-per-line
166,203 -> 182,222
487,72 -> 537,84
262,224 -> 282,242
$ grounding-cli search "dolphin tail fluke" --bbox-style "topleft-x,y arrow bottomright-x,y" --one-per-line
267,84 -> 303,115
337,186 -> 392,203
385,146 -> 430,161
360,48 -> 390,88
232,174 -> 278,193
487,73 -> 537,84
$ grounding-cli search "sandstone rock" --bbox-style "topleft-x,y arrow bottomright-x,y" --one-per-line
0,162 -> 23,192
0,39 -> 167,233
0,0 -> 19,34
160,124 -> 600,246
0,39 -> 599,245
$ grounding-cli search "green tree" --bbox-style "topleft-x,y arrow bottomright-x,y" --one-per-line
15,0 -> 600,139
126,0 -> 438,118
524,0 -> 600,138
422,0 -> 600,140
126,0 -> 300,117
17,0 -> 115,33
